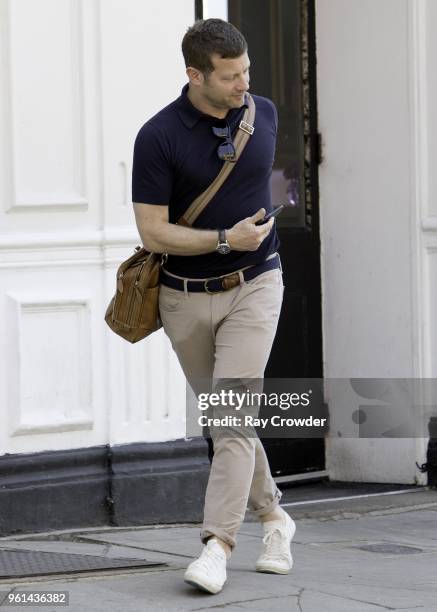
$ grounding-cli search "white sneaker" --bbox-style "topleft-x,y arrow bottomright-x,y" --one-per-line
184,538 -> 228,594
256,508 -> 296,574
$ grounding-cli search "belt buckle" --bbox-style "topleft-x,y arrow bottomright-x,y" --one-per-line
204,278 -> 223,294
203,276 -> 224,295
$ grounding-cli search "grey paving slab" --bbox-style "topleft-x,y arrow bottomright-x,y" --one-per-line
0,568 -> 301,612
70,524 -> 285,580
0,492 -> 436,611
290,509 -> 437,549
281,489 -> 437,520
187,593 -> 303,612
299,582 -> 437,611
73,524 -> 266,560
286,530 -> 437,609
280,484 -> 432,503
296,588 -> 397,612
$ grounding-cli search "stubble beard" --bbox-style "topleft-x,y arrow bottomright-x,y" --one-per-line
203,84 -> 242,113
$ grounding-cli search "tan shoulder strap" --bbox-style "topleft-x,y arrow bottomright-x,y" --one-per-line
177,94 -> 256,227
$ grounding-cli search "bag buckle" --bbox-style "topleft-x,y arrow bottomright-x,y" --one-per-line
239,120 -> 255,135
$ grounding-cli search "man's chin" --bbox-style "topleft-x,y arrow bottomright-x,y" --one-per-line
229,95 -> 245,107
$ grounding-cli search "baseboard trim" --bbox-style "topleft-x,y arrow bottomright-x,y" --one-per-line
109,438 -> 210,526
0,439 -> 210,537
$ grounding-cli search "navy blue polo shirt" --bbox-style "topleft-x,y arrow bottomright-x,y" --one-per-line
132,83 -> 280,278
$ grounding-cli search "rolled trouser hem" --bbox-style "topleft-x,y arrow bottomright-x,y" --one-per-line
248,488 -> 283,519
201,527 -> 236,550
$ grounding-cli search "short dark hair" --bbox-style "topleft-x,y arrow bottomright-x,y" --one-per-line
182,18 -> 247,75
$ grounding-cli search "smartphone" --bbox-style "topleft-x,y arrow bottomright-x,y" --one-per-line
255,205 -> 285,226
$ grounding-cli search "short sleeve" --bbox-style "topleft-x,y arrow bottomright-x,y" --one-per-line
271,100 -> 278,134
131,123 -> 173,204
263,98 -> 278,138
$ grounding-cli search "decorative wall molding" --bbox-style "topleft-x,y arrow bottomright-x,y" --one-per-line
402,0 -> 430,479
0,227 -> 142,268
422,218 -> 437,232
0,0 -> 14,216
407,0 -> 428,384
5,291 -> 94,437
107,328 -> 186,445
409,0 -> 437,385
4,0 -> 88,212
0,0 -> 190,459
0,227 -> 140,250
425,242 -> 437,254
8,198 -> 89,212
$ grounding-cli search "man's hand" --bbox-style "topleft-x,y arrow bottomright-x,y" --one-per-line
227,208 -> 274,252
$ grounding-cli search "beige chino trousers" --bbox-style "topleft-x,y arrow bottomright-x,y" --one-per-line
159,264 -> 284,550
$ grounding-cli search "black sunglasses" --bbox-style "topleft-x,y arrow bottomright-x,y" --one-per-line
212,124 -> 237,162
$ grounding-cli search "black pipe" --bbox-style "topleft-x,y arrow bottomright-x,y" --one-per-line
195,0 -> 203,20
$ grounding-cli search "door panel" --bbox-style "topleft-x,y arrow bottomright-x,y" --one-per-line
229,0 -> 324,476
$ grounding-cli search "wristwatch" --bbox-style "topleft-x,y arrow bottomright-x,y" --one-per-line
216,229 -> 231,255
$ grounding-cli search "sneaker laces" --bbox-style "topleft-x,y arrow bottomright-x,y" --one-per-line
194,542 -> 226,574
261,526 -> 290,561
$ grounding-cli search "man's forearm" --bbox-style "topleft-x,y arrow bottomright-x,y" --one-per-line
138,220 -> 218,256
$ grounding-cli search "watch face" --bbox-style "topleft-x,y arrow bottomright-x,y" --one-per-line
217,243 -> 231,255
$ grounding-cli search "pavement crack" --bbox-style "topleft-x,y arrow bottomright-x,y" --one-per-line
190,592 -> 300,610
0,586 -> 17,606
102,543 -> 111,557
307,586 -> 398,610
296,586 -> 305,611
70,535 -> 196,559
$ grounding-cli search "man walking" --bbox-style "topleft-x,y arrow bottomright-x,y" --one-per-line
132,18 -> 295,595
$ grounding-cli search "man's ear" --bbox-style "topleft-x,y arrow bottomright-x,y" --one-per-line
186,66 -> 204,86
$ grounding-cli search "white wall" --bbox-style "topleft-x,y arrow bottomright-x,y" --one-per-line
316,0 -> 433,482
2,0 -> 433,485
0,0 -> 194,455
203,0 -> 227,20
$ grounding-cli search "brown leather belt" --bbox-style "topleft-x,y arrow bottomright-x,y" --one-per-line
160,254 -> 280,294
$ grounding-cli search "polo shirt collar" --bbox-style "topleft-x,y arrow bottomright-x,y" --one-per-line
176,83 -> 248,129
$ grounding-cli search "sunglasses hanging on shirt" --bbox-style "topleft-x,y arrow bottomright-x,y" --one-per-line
212,123 -> 237,162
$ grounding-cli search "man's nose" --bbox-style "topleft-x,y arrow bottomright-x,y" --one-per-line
237,75 -> 249,91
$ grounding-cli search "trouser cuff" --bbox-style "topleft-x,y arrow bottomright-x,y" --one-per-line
248,488 -> 283,518
200,527 -> 236,550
